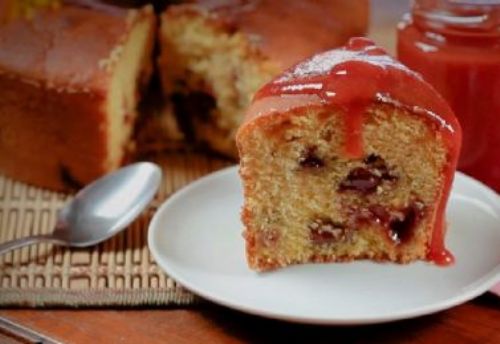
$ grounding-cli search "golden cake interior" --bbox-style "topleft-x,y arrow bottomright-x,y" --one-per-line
238,104 -> 448,271
159,9 -> 278,156
105,14 -> 155,171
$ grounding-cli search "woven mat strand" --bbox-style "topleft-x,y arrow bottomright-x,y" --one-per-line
0,152 -> 231,307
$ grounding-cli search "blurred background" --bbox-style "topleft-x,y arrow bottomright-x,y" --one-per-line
370,0 -> 409,53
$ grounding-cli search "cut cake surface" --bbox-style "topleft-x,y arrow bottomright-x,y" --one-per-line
236,38 -> 462,271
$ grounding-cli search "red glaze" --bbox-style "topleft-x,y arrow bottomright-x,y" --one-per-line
244,37 -> 462,265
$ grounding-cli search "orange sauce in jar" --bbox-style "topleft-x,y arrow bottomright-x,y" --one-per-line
398,0 -> 500,192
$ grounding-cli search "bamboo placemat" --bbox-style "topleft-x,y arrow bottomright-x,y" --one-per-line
0,151 -> 231,307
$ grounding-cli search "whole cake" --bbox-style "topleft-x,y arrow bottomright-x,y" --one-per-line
236,38 -> 462,271
0,1 -> 156,191
158,0 -> 369,157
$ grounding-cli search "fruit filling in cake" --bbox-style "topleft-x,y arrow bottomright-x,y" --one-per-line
236,37 -> 462,271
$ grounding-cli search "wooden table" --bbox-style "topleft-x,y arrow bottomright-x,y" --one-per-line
0,294 -> 499,343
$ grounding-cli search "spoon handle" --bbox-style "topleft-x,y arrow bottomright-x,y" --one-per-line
0,235 -> 66,255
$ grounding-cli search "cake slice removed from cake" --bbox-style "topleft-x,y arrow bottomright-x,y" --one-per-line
236,38 -> 462,271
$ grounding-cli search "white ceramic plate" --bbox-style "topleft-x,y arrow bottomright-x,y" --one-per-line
148,166 -> 500,325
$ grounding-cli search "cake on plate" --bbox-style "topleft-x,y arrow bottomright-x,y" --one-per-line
158,0 -> 369,157
236,38 -> 462,271
0,1 -> 155,190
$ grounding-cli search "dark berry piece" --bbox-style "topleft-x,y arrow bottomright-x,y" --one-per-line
339,167 -> 381,194
363,154 -> 398,181
349,200 -> 426,245
59,165 -> 82,190
368,204 -> 391,225
363,154 -> 380,165
308,218 -> 347,244
299,147 -> 324,168
389,201 -> 426,244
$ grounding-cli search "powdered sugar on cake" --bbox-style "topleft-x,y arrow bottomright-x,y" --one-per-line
274,39 -> 420,84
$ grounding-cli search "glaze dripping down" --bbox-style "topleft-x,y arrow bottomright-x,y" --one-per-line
245,37 -> 462,265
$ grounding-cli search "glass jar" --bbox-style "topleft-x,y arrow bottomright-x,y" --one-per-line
397,0 -> 500,192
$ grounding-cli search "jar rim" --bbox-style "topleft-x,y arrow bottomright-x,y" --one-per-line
412,0 -> 500,36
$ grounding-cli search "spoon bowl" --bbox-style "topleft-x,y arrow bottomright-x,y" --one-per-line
0,162 -> 162,254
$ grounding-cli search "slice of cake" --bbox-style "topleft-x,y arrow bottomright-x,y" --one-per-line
236,38 -> 462,271
0,1 -> 155,191
158,0 -> 369,157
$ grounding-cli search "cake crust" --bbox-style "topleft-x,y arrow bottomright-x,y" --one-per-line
0,4 -> 141,92
0,3 -> 156,190
185,0 -> 370,70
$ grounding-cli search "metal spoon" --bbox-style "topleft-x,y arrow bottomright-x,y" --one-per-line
0,162 -> 162,255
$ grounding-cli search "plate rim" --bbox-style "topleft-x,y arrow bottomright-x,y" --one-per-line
148,166 -> 500,325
